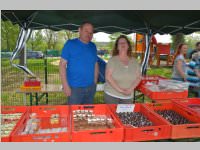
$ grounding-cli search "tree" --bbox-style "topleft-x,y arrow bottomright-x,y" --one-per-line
185,32 -> 200,49
43,29 -> 72,50
27,30 -> 45,51
63,30 -> 78,41
52,32 -> 59,50
44,29 -> 54,49
1,20 -> 20,51
171,33 -> 185,51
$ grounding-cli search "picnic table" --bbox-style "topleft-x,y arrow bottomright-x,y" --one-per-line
16,84 -> 105,105
16,84 -> 63,105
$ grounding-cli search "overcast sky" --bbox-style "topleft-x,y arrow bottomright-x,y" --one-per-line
93,32 -> 172,43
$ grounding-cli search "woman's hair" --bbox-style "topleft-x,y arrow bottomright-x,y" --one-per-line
172,43 -> 187,65
112,35 -> 133,57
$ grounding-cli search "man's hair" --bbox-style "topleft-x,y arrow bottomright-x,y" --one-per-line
196,41 -> 200,47
79,21 -> 94,29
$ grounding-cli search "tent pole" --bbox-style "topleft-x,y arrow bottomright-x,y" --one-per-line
44,49 -> 48,104
141,30 -> 152,75
23,34 -> 27,106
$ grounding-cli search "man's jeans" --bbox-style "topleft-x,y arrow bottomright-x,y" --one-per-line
68,84 -> 96,105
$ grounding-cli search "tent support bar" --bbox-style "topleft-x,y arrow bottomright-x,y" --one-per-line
1,13 -> 13,23
26,12 -> 39,29
96,26 -> 131,31
30,21 -> 111,32
185,20 -> 200,27
168,25 -> 183,28
12,12 -> 24,28
184,27 -> 200,30
53,23 -> 80,27
169,27 -> 183,34
154,25 -> 181,34
28,21 -> 49,28
133,27 -> 148,31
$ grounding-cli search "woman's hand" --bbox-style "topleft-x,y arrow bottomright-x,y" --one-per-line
121,88 -> 133,95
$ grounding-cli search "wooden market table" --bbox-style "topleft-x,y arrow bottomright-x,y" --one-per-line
16,84 -> 105,106
16,84 -> 63,105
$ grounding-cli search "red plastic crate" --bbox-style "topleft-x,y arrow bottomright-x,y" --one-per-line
139,84 -> 188,100
71,104 -> 124,142
144,102 -> 200,139
11,105 -> 70,142
108,104 -> 171,142
1,106 -> 29,142
136,75 -> 167,90
172,98 -> 200,114
24,80 -> 41,87
136,76 -> 188,100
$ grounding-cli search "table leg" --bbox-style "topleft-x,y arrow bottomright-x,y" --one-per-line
133,90 -> 136,103
30,93 -> 33,106
46,93 -> 49,104
142,94 -> 145,103
36,93 -> 39,105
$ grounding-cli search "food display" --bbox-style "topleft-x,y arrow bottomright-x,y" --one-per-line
1,113 -> 22,137
156,110 -> 193,125
73,110 -> 114,131
1,104 -> 200,142
20,76 -> 41,90
20,113 -> 67,135
145,79 -> 189,92
116,112 -> 153,127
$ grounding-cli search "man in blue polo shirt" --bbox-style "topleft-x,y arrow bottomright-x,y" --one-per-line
59,22 -> 99,104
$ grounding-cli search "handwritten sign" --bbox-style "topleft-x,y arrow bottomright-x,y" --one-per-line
116,104 -> 135,113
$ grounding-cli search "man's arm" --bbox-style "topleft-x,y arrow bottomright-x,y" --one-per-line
59,58 -> 71,96
94,62 -> 99,84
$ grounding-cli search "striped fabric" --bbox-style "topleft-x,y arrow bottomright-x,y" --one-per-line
10,27 -> 35,77
186,58 -> 200,85
141,34 -> 152,75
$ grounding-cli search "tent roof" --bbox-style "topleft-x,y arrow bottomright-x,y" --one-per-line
1,10 -> 200,34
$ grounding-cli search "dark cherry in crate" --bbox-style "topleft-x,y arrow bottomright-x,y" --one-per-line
156,110 -> 193,125
117,112 -> 153,127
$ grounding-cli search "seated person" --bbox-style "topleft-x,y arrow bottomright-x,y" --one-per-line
189,41 -> 200,59
187,51 -> 200,80
187,50 -> 200,98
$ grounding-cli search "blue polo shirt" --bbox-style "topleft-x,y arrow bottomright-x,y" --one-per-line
61,38 -> 97,88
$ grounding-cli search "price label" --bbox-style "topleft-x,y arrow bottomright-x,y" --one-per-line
116,104 -> 135,113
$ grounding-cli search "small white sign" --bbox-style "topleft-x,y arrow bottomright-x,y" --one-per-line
116,104 -> 135,113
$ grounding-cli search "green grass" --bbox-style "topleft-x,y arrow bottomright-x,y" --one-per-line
147,66 -> 172,78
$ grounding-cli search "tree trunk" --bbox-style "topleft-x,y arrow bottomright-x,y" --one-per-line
172,33 -> 185,51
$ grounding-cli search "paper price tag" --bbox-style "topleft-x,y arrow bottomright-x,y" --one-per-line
116,104 -> 135,113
